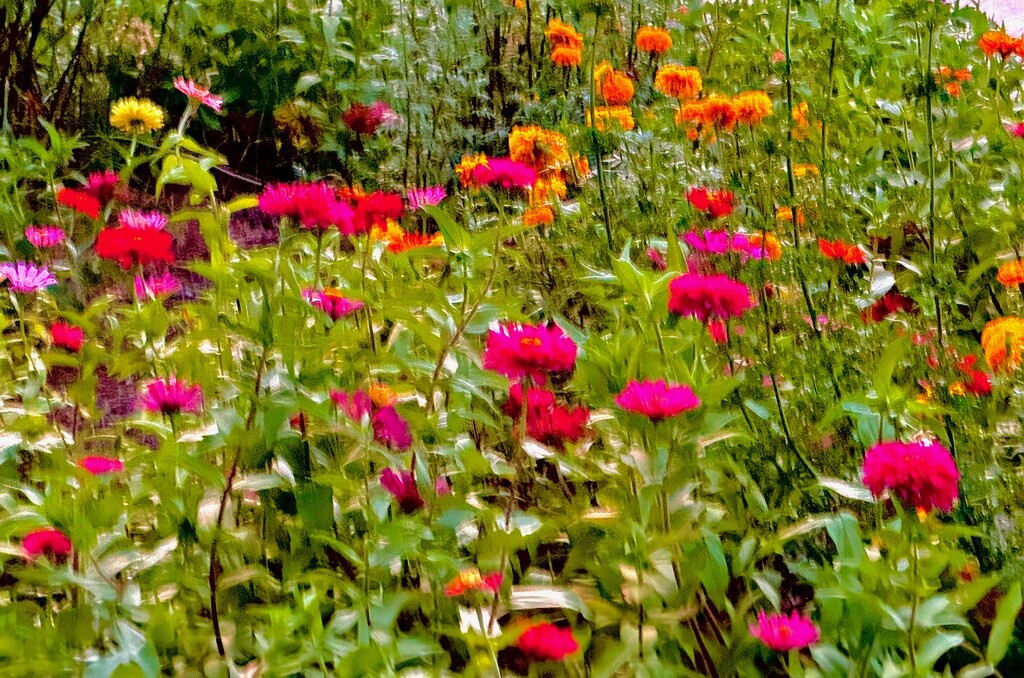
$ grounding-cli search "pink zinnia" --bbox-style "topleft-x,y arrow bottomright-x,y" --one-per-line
750,610 -> 819,651
331,389 -> 373,420
119,210 -> 168,231
78,456 -> 124,475
51,321 -> 84,352
138,376 -> 203,415
259,182 -> 352,231
22,528 -> 72,561
352,191 -> 405,234
615,379 -> 700,420
303,288 -> 364,320
516,621 -> 579,662
380,468 -> 424,513
683,229 -> 734,255
503,384 -> 590,447
861,439 -> 959,512
668,273 -> 752,321
25,226 -> 65,249
1007,122 -> 1024,138
482,322 -> 578,382
135,271 -> 181,299
85,170 -> 121,205
174,76 -> 224,112
471,157 -> 538,190
407,186 -> 446,211
0,261 -> 57,293
372,406 -> 413,451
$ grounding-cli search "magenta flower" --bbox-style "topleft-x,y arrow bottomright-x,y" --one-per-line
517,621 -> 579,662
173,76 -> 224,112
668,273 -> 752,322
380,468 -> 424,513
750,610 -> 819,651
407,186 -> 447,211
303,288 -> 365,321
647,247 -> 667,270
85,170 -> 121,205
0,261 -> 58,293
862,439 -> 959,512
259,182 -> 353,231
331,389 -> 373,421
25,226 -> 65,249
482,322 -> 578,383
470,157 -> 538,190
1007,122 -> 1024,138
119,210 -> 168,231
51,321 -> 85,352
22,528 -> 72,562
615,380 -> 700,420
683,229 -> 734,255
138,376 -> 203,416
135,271 -> 181,299
78,456 -> 124,475
372,406 -> 413,451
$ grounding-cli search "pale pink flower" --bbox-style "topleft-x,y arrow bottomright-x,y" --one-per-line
0,261 -> 57,293
135,271 -> 181,299
119,210 -> 168,231
173,76 -> 224,112
407,186 -> 447,211
25,226 -> 65,249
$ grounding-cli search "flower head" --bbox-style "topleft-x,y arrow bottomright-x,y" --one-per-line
595,64 -> 635,105
654,64 -> 702,99
635,26 -> 672,55
982,316 -> 1024,372
135,271 -> 181,299
372,406 -> 413,451
483,322 -> 578,383
331,389 -> 373,421
551,46 -> 583,67
997,260 -> 1024,288
50,321 -> 84,352
259,182 -> 353,232
304,288 -> 364,321
380,468 -> 424,513
523,205 -> 555,228
139,376 -> 203,416
503,384 -> 590,447
509,125 -> 571,173
353,191 -> 405,234
445,568 -> 503,597
22,528 -> 72,562
668,273 -> 752,321
25,226 -> 65,249
517,621 -> 579,661
687,187 -> 734,218
407,186 -> 446,211
470,157 -> 538,190
57,188 -> 101,220
616,379 -> 700,420
586,105 -> 635,131
978,30 -> 1022,60
733,91 -> 774,126
862,439 -> 959,512
747,232 -> 782,261
864,289 -> 917,323
0,261 -> 58,293
750,610 -> 819,651
545,18 -> 583,51
1009,123 -> 1024,138
342,101 -> 395,135
95,227 -> 175,269
109,97 -> 165,134
173,76 -> 223,111
818,238 -> 866,266
85,170 -> 121,206
78,456 -> 124,475
119,210 -> 168,231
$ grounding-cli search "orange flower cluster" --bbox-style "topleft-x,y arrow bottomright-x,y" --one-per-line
792,163 -> 819,178
978,30 -> 1023,60
792,101 -> 812,140
935,66 -> 972,97
523,205 -> 555,227
371,219 -> 443,253
635,26 -> 672,56
455,153 -> 489,187
369,382 -> 398,407
818,238 -> 866,265
654,64 -> 702,100
749,232 -> 782,260
997,260 -> 1024,288
776,205 -> 805,226
546,19 -> 584,67
982,316 -> 1024,372
676,94 -> 738,131
509,125 -> 586,217
594,62 -> 635,105
733,91 -> 774,126
587,105 -> 635,131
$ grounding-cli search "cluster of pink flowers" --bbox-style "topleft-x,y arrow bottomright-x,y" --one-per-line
259,182 -> 355,232
616,379 -> 700,420
471,157 -> 538,190
861,439 -> 959,512
668,273 -> 753,322
482,322 -> 578,383
683,229 -> 774,261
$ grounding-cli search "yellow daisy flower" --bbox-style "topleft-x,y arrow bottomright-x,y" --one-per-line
110,97 -> 165,135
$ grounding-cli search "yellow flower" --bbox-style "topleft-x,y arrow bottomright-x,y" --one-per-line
109,97 -> 164,135
792,163 -> 820,178
509,125 -> 570,173
586,105 -> 635,132
948,382 -> 967,397
455,153 -> 488,188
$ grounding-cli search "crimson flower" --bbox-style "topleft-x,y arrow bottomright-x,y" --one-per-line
516,621 -> 579,661
342,101 -> 395,135
353,191 -> 405,234
863,288 -> 917,323
687,186 -> 734,218
259,182 -> 354,231
818,238 -> 866,266
50,321 -> 84,352
750,610 -> 819,651
57,188 -> 101,219
22,528 -> 72,562
380,468 -> 424,513
1009,123 -> 1024,138
616,379 -> 701,420
85,170 -> 121,206
482,322 -> 578,383
138,376 -> 203,415
861,439 -> 959,512
668,273 -> 752,321
503,384 -> 589,447
78,456 -> 124,475
95,227 -> 175,269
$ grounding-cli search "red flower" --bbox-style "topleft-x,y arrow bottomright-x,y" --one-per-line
818,237 -> 866,265
516,621 -> 579,661
708,319 -> 729,344
1008,123 -> 1024,138
50,321 -> 84,352
862,439 -> 959,512
863,288 -> 917,323
686,186 -> 734,218
22,528 -> 72,562
57,188 -> 101,220
957,355 -> 992,396
342,101 -> 395,135
380,468 -> 424,513
95,227 -> 174,269
444,568 -> 503,597
668,273 -> 752,321
353,191 -> 405,234
482,322 -> 578,383
503,384 -> 589,447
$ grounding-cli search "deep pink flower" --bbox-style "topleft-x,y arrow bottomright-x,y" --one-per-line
668,273 -> 752,321
119,210 -> 168,231
435,476 -> 452,496
380,468 -> 424,513
22,528 -> 72,562
0,261 -> 57,293
78,456 -> 124,475
135,271 -> 181,299
372,406 -> 413,451
1006,122 -> 1024,138
503,384 -> 590,446
863,288 -> 918,323
138,376 -> 203,415
50,321 -> 84,352
615,379 -> 700,420
174,77 -> 224,112
683,229 -> 734,255
482,322 -> 578,383
708,319 -> 728,344
303,288 -> 364,320
687,187 -> 735,218
342,101 -> 395,135
25,226 -> 65,249
647,247 -> 667,270
353,191 -> 405,233
517,621 -> 579,661
750,610 -> 819,651
407,186 -> 447,211
259,182 -> 353,231
331,389 -> 373,421
862,439 -> 959,512
471,157 -> 538,190
85,170 -> 121,206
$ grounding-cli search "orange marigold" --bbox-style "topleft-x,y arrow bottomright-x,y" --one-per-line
587,105 -> 635,131
533,175 -> 568,203
978,30 -> 1022,60
551,46 -> 582,68
388,230 -> 443,253
792,163 -> 819,177
654,64 -> 702,99
981,316 -> 1024,372
369,383 -> 398,407
748,232 -> 782,260
776,205 -> 805,226
635,26 -> 672,56
546,18 -> 583,50
510,125 -> 570,173
997,260 -> 1024,288
572,154 -> 590,179
733,91 -> 773,126
676,95 -> 736,130
597,69 -> 635,105
455,153 -> 488,187
791,101 -> 811,140
523,205 -> 555,227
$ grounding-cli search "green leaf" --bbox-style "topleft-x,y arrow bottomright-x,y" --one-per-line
986,582 -> 1021,665
424,205 -> 470,253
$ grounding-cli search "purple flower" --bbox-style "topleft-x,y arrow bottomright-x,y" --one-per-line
135,271 -> 181,299
372,406 -> 413,450
138,376 -> 203,415
407,186 -> 447,211
380,468 -> 424,513
25,226 -> 65,249
0,261 -> 58,293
